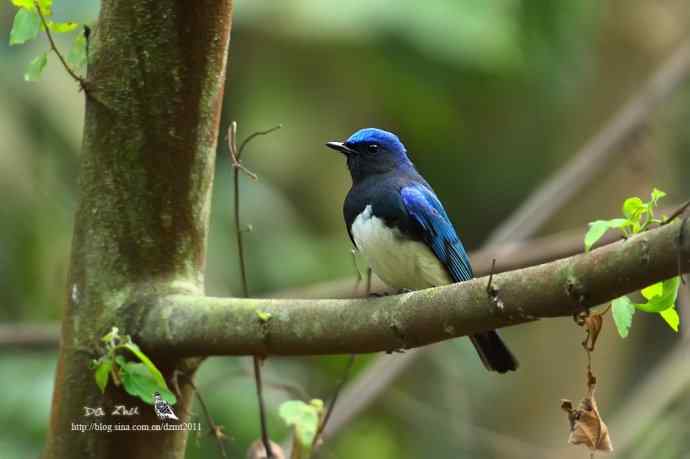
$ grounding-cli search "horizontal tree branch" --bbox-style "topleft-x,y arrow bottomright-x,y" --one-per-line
138,219 -> 689,356
0,323 -> 60,349
0,226 -> 618,349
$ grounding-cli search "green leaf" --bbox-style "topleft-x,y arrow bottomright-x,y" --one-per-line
94,357 -> 113,393
67,32 -> 87,70
48,21 -> 79,33
584,220 -> 610,252
635,277 -> 680,313
114,355 -> 127,368
622,197 -> 646,223
650,188 -> 667,206
309,398 -> 324,412
660,307 -> 680,332
9,0 -> 51,15
11,0 -> 35,10
120,361 -> 176,405
584,218 -> 632,251
640,282 -> 663,300
9,8 -> 40,45
121,341 -> 167,390
606,218 -> 630,229
256,310 -> 272,322
612,296 -> 635,338
279,400 -> 322,448
98,328 -> 175,403
24,52 -> 47,81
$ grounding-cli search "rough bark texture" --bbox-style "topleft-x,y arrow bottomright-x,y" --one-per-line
44,1 -> 233,458
139,219 -> 690,356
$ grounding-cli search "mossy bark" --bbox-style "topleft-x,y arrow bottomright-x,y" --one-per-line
140,219 -> 690,356
44,1 -> 233,458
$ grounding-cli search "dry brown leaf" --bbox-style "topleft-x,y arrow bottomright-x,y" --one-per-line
582,312 -> 604,352
561,382 -> 613,453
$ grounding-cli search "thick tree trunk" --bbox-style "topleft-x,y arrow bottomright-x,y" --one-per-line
44,1 -> 233,458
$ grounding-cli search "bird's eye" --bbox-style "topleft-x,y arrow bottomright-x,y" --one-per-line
367,143 -> 379,153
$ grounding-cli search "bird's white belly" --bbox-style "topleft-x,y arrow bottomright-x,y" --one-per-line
351,205 -> 452,290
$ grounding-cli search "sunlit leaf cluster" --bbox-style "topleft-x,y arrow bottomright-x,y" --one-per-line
584,188 -> 681,337
8,0 -> 87,81
92,327 -> 177,406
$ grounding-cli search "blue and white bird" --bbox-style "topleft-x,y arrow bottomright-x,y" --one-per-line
326,128 -> 518,373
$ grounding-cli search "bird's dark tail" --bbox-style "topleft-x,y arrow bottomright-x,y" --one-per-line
470,331 -> 518,373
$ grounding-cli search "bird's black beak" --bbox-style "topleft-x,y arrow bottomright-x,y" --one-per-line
326,141 -> 356,156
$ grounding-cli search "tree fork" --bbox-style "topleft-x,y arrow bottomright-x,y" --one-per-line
44,1 -> 233,458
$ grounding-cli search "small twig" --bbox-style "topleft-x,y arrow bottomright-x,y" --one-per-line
351,249 -> 362,295
485,258 -> 505,310
227,122 -> 283,297
252,356 -> 272,458
179,373 -> 229,459
662,200 -> 690,226
586,346 -> 592,374
227,121 -> 282,459
313,354 -> 356,452
228,121 -> 257,181
34,1 -> 87,92
228,123 -> 282,181
238,124 -> 283,157
486,258 -> 497,294
227,121 -> 250,307
227,122 -> 252,297
230,157 -> 258,180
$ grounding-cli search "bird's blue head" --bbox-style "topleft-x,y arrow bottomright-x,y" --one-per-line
326,128 -> 412,183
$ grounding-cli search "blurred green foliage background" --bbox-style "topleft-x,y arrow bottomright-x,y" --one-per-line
1,0 -> 690,458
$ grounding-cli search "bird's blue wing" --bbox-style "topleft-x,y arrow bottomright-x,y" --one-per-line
400,185 -> 473,282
